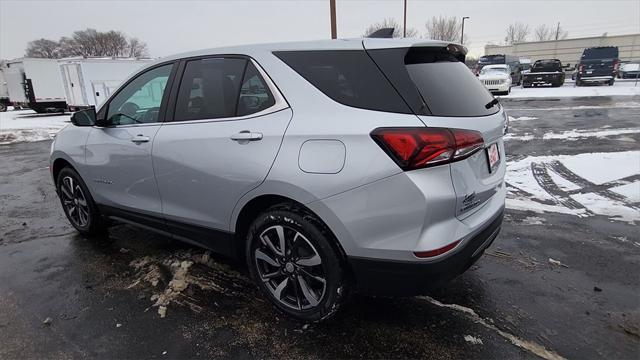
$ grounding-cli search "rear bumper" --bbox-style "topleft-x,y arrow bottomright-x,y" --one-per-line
580,75 -> 613,82
348,208 -> 503,296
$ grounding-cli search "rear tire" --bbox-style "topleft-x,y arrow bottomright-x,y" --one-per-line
56,167 -> 106,235
608,79 -> 615,86
246,203 -> 349,322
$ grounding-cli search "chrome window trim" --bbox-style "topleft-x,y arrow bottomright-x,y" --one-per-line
164,57 -> 289,126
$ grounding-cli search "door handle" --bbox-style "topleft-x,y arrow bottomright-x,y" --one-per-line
230,130 -> 263,142
131,134 -> 150,143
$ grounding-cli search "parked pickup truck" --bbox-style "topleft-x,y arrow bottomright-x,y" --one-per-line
522,59 -> 565,87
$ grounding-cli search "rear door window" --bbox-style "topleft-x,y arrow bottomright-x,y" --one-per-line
273,50 -> 411,114
174,57 -> 247,121
368,47 -> 498,117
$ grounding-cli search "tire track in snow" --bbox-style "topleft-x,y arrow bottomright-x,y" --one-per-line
418,296 -> 566,360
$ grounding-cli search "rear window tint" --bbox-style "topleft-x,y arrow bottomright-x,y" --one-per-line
369,47 -> 498,117
582,47 -> 618,60
273,50 -> 411,114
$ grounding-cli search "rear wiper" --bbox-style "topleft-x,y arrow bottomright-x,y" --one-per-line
485,98 -> 499,109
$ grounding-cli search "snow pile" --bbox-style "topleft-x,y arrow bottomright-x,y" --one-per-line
508,116 -> 538,121
542,128 -> 640,140
500,82 -> 640,98
506,151 -> 640,223
0,110 -> 70,145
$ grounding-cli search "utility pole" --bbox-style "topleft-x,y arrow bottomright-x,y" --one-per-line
403,0 -> 407,38
330,0 -> 337,39
461,16 -> 469,44
555,22 -> 560,40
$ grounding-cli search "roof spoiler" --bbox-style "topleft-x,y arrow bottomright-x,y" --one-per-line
367,28 -> 395,38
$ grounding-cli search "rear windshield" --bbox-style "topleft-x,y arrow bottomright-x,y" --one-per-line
582,47 -> 618,60
273,50 -> 411,114
478,55 -> 505,65
532,60 -> 562,71
369,47 -> 498,117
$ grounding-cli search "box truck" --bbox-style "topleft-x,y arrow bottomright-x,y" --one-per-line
4,58 -> 67,113
58,57 -> 153,111
0,63 -> 10,112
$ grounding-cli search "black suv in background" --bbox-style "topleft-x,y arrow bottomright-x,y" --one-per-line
576,46 -> 619,86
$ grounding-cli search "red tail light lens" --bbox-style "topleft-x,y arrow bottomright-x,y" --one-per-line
414,240 -> 461,258
579,64 -> 585,73
371,127 -> 484,171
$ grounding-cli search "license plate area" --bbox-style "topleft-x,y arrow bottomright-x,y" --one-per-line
486,143 -> 500,173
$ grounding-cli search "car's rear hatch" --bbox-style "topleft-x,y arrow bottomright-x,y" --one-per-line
363,39 -> 507,219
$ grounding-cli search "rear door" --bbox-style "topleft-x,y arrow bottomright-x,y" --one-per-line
364,42 -> 507,219
153,56 -> 290,251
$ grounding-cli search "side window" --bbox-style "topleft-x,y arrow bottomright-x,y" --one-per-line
174,58 -> 247,121
237,62 -> 276,116
106,64 -> 173,125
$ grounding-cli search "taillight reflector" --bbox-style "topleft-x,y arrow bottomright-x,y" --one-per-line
371,127 -> 484,171
414,240 -> 461,258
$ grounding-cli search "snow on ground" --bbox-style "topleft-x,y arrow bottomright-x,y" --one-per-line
508,116 -> 538,122
0,110 -> 70,145
505,127 -> 640,142
499,81 -> 640,99
506,151 -> 640,223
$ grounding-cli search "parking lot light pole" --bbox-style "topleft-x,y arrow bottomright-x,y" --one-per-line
461,16 -> 469,44
330,0 -> 337,39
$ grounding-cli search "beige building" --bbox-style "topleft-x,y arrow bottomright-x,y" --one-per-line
485,33 -> 640,68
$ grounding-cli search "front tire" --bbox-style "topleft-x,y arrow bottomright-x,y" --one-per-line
56,167 -> 106,235
246,204 -> 349,322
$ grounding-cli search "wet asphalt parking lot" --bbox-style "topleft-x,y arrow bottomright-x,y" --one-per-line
1,95 -> 639,359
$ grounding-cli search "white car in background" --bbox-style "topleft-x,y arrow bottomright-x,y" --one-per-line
478,64 -> 512,95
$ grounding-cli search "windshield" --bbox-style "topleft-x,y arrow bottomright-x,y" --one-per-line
480,67 -> 508,75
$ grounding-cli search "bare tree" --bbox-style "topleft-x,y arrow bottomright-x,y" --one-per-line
363,18 -> 418,38
534,24 -> 553,41
127,38 -> 148,58
552,23 -> 569,40
534,24 -> 568,41
36,29 -> 149,58
25,39 -> 61,58
425,16 -> 457,42
505,22 -> 530,44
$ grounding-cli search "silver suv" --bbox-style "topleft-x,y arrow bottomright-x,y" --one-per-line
51,39 -> 507,321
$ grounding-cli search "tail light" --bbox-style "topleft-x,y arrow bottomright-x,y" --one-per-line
579,64 -> 585,73
613,60 -> 620,72
371,127 -> 484,171
414,240 -> 461,258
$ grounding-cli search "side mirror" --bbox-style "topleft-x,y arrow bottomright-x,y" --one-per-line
70,108 -> 96,127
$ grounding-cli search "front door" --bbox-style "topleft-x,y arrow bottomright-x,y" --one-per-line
152,57 -> 290,251
84,63 -> 175,221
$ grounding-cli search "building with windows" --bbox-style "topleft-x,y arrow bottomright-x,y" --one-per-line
485,33 -> 640,68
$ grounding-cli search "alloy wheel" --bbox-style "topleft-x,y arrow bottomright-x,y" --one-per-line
60,176 -> 90,228
254,225 -> 327,310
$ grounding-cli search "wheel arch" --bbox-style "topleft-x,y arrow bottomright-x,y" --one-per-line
232,193 -> 351,274
51,156 -> 77,183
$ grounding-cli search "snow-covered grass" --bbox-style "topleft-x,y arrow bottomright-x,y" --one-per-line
0,110 -> 70,145
506,151 -> 640,223
500,81 -> 640,99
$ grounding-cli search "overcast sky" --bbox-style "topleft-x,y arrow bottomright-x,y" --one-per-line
1,0 -> 638,59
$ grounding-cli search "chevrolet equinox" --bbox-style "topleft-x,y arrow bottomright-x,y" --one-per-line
51,39 -> 507,321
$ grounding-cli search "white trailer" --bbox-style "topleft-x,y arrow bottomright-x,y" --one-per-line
4,58 -> 67,113
0,64 -> 10,111
58,58 -> 152,111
